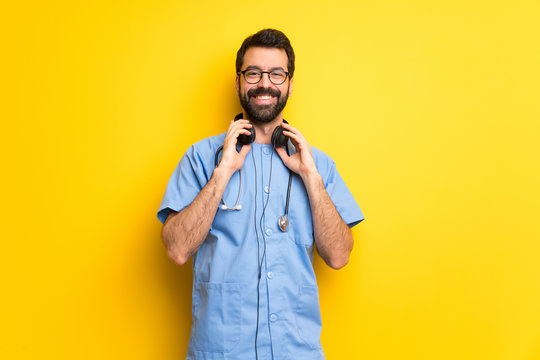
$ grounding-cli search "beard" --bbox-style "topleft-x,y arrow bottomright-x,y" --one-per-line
239,86 -> 289,124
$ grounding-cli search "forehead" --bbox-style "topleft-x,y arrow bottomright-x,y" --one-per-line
242,47 -> 288,70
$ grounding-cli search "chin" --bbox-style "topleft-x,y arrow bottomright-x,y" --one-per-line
245,107 -> 278,124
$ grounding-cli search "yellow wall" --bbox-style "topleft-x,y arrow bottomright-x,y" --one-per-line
2,0 -> 539,359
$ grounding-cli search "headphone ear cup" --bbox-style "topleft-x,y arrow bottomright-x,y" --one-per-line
271,125 -> 288,148
234,113 -> 255,145
238,127 -> 256,145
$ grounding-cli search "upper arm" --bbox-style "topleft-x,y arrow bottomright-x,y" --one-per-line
320,156 -> 365,228
157,145 -> 210,224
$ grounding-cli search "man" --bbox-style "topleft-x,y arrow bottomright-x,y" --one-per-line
158,29 -> 364,360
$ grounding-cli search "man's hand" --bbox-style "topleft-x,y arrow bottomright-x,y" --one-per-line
217,119 -> 253,178
275,122 -> 354,270
274,122 -> 317,180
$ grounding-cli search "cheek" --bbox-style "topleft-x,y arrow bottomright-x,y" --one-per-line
242,85 -> 255,97
281,86 -> 290,98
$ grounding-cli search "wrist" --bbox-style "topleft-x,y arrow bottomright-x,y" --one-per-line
300,168 -> 322,188
211,166 -> 233,192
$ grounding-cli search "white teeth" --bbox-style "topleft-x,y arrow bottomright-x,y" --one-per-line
256,95 -> 272,99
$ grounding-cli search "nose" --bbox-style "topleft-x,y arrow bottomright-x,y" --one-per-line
257,72 -> 272,88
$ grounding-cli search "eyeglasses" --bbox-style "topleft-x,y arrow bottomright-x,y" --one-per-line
238,69 -> 290,85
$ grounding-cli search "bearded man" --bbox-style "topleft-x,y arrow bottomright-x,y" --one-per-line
158,28 -> 364,360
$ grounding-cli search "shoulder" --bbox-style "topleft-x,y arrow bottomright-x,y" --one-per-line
190,132 -> 226,153
310,145 -> 337,175
183,133 -> 226,163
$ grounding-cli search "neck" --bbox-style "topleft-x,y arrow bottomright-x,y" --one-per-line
246,113 -> 284,145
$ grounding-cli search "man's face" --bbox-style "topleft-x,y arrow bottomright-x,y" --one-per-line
236,47 -> 293,124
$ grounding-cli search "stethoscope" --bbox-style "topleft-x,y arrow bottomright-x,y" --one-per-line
214,117 -> 293,232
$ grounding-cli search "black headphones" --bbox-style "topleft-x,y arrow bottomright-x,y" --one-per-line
235,113 -> 288,148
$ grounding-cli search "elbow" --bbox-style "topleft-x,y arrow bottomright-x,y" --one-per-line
322,233 -> 353,270
326,254 -> 350,270
162,224 -> 189,266
167,249 -> 189,266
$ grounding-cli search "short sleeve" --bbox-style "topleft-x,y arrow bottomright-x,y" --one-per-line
324,161 -> 365,228
157,145 -> 210,224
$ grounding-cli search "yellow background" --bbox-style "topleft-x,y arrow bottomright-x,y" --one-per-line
2,0 -> 539,359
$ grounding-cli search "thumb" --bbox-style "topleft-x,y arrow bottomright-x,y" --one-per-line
238,144 -> 251,160
275,147 -> 289,166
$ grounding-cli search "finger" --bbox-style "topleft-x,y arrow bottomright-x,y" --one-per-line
225,128 -> 252,145
280,122 -> 299,134
281,131 -> 300,150
238,144 -> 251,159
282,130 -> 304,147
228,127 -> 252,138
232,119 -> 251,127
228,123 -> 252,139
275,147 -> 290,166
281,123 -> 309,143
228,119 -> 251,132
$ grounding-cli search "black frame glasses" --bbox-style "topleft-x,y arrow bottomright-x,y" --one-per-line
238,69 -> 290,85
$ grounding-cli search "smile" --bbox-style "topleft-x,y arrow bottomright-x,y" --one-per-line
251,94 -> 277,105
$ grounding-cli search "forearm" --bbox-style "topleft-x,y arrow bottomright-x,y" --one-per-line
302,171 -> 353,269
162,167 -> 230,265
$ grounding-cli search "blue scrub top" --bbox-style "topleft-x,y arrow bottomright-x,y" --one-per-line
158,133 -> 364,360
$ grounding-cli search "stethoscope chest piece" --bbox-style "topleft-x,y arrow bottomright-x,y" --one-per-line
278,215 -> 289,232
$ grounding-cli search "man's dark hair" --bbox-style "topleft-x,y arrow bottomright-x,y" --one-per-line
236,28 -> 295,78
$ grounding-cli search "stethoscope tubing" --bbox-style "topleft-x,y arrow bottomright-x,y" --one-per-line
214,142 -> 293,229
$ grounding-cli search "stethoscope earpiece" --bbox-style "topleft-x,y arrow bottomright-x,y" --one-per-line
221,203 -> 242,211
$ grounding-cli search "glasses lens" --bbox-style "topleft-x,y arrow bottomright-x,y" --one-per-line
244,70 -> 261,84
269,71 -> 287,85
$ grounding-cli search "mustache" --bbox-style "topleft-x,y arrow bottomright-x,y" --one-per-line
247,87 -> 281,99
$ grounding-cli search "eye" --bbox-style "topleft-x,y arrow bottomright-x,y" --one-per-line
270,71 -> 286,79
246,70 -> 261,77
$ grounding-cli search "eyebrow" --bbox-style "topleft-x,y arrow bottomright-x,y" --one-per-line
244,65 -> 287,72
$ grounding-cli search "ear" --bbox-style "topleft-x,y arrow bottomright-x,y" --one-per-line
235,75 -> 240,93
287,76 -> 293,97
